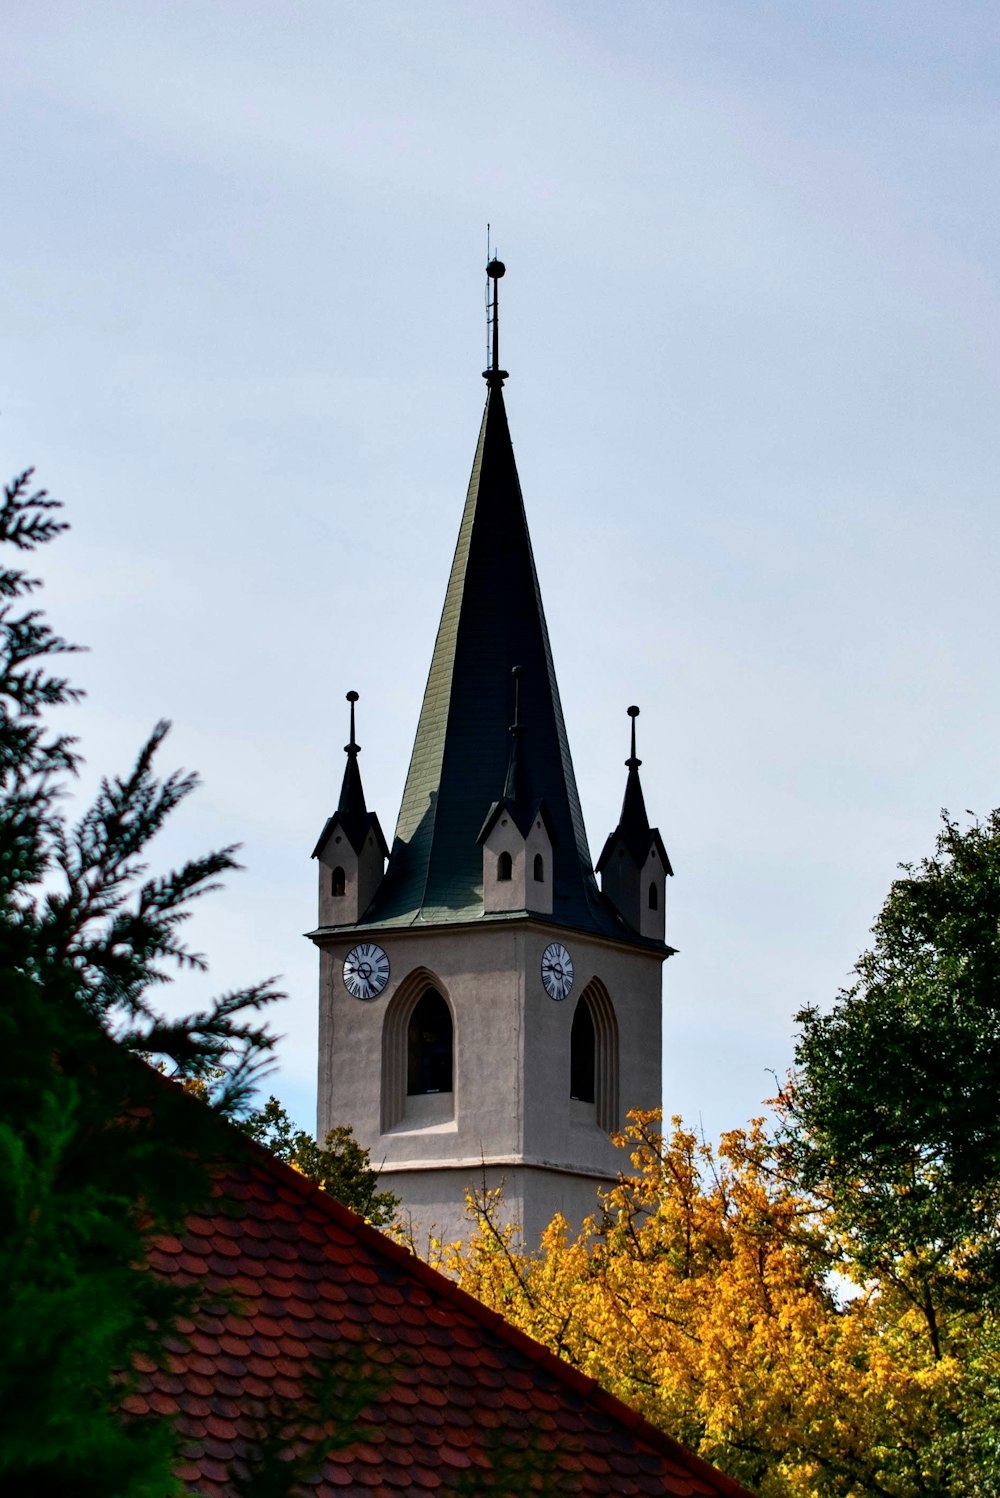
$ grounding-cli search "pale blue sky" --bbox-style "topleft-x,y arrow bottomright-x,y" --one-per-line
4,2 -> 999,1145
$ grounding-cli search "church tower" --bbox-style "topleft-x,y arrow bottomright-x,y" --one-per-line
310,260 -> 673,1244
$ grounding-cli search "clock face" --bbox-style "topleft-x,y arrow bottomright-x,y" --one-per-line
343,943 -> 390,1000
541,941 -> 574,1001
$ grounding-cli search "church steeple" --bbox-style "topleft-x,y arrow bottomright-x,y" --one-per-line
359,297 -> 630,939
311,261 -> 674,1250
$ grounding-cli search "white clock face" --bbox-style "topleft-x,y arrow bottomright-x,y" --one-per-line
541,942 -> 574,1001
343,943 -> 390,1000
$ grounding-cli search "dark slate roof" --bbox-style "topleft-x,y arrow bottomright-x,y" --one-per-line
349,385 -> 661,948
126,1109 -> 754,1497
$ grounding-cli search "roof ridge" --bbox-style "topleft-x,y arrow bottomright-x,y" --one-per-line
200,1087 -> 752,1496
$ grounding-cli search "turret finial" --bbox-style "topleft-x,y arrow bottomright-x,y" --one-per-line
345,689 -> 361,759
483,253 -> 509,389
626,705 -> 641,768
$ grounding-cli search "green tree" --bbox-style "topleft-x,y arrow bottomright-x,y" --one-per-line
0,467 -> 284,1494
239,1096 -> 398,1227
783,809 -> 1000,1356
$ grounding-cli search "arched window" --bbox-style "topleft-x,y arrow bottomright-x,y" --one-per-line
407,989 -> 453,1096
331,866 -> 346,897
570,998 -> 596,1104
648,880 -> 658,910
533,853 -> 544,882
497,850 -> 513,882
569,980 -> 620,1132
381,970 -> 456,1132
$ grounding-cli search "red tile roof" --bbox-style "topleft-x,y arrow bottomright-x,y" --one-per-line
129,1122 -> 754,1496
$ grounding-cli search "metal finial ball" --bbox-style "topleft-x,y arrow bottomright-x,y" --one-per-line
486,258 -> 506,279
346,690 -> 359,703
627,705 -> 640,719
511,664 -> 524,678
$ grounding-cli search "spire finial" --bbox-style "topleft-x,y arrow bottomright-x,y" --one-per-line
626,705 -> 641,768
483,254 -> 509,389
503,664 -> 528,804
510,664 -> 524,736
345,689 -> 360,759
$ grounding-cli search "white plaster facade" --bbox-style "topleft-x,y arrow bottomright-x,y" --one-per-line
316,919 -> 665,1245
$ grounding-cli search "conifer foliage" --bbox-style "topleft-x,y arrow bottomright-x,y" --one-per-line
0,468 -> 282,1493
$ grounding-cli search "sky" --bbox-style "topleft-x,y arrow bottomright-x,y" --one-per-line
4,1 -> 999,1146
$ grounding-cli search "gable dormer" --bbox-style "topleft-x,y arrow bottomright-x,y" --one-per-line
479,796 -> 557,915
476,665 -> 557,916
597,706 -> 672,942
312,692 -> 389,927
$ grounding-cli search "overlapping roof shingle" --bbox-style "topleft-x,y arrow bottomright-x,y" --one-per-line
127,1124 -> 753,1496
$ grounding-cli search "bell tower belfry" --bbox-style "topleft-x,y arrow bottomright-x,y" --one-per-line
310,260 -> 674,1244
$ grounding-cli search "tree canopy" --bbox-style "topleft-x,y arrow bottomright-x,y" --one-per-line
443,809 -> 1000,1496
783,810 -> 1000,1348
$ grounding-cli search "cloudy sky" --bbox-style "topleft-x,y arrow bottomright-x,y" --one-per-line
5,2 -> 998,1145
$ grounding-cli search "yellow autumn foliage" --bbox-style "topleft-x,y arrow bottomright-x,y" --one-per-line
442,1113 -> 974,1498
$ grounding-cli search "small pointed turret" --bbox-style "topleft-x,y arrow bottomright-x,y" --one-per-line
336,691 -> 368,840
312,692 -> 389,926
597,706 -> 672,941
618,707 -> 652,862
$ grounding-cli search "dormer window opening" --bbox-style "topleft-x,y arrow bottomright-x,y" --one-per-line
497,851 -> 513,882
331,866 -> 346,897
533,853 -> 544,882
648,881 -> 658,911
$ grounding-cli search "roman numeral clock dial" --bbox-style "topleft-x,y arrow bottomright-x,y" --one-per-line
343,943 -> 390,1000
540,942 -> 574,1002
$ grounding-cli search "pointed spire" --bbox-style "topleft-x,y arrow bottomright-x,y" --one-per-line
483,256 -> 509,389
312,689 -> 389,867
618,705 -> 652,857
358,258 -> 653,942
371,271 -> 615,936
337,690 -> 368,828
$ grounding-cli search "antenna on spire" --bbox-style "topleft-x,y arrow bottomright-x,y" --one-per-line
626,705 -> 641,768
483,245 -> 508,389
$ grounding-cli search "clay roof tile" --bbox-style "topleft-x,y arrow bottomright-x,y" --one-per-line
132,1083 -> 756,1498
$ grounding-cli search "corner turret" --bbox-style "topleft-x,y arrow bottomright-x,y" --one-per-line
597,706 -> 672,941
312,691 -> 389,926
